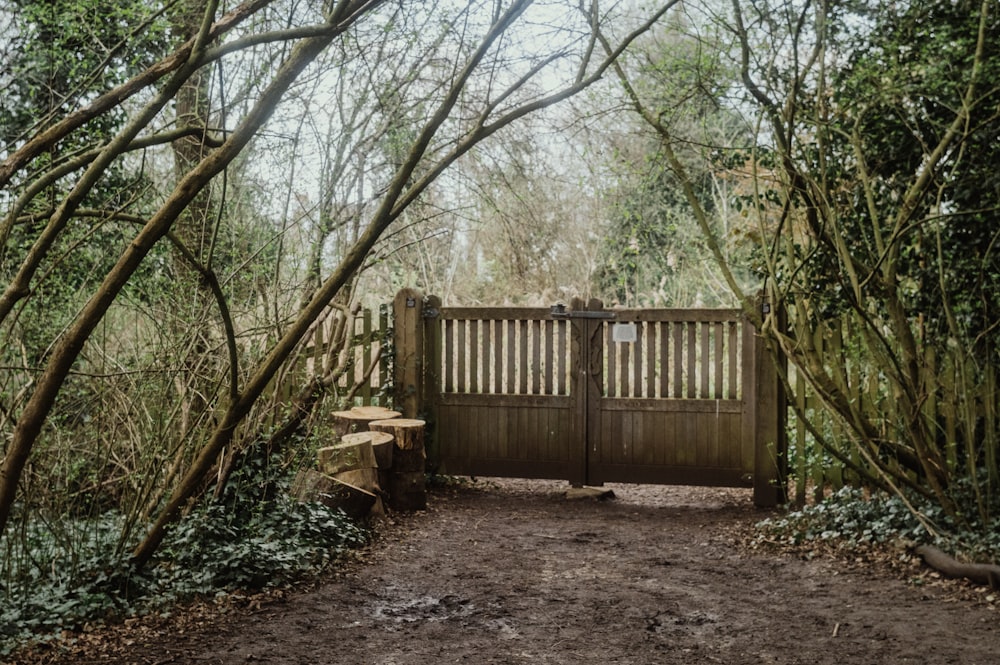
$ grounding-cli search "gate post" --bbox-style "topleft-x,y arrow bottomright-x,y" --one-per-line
393,288 -> 424,419
753,296 -> 787,507
422,294 -> 442,472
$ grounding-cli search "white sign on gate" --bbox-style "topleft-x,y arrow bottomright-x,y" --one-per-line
612,322 -> 637,343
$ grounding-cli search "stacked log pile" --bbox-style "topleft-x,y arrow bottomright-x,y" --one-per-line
291,406 -> 426,519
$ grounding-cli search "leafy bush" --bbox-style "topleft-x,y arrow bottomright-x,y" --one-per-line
758,482 -> 1000,563
758,487 -> 927,547
0,476 -> 367,656
153,496 -> 366,598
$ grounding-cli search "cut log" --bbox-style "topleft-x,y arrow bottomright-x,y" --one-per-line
368,418 -> 425,451
290,469 -> 377,520
368,419 -> 426,512
331,407 -> 401,437
318,439 -> 377,475
350,405 -> 402,420
565,487 -> 616,501
334,467 -> 382,495
391,444 -> 426,474
916,544 -> 1000,588
341,431 -> 395,469
388,471 -> 427,511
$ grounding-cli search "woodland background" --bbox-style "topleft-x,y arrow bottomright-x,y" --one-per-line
0,0 -> 997,651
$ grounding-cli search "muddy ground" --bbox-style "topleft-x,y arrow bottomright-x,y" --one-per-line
14,479 -> 1000,664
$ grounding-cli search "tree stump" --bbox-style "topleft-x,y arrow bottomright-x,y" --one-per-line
318,438 -> 377,475
350,405 -> 402,420
388,472 -> 427,511
368,418 -> 425,451
330,406 -> 401,437
341,431 -> 395,492
369,418 -> 426,511
314,436 -> 386,517
340,431 -> 395,470
290,469 -> 377,521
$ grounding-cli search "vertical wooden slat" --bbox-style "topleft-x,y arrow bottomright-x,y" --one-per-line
494,319 -> 504,393
713,321 -> 724,399
379,304 -> 390,405
726,321 -> 740,399
394,289 -> 425,419
606,323 -> 617,398
518,320 -> 529,394
557,320 -> 568,396
754,297 -> 785,507
531,319 -> 542,394
658,322 -> 669,399
469,319 -> 479,393
651,321 -> 670,398
544,320 -> 554,395
570,302 -> 587,486
358,309 -> 375,406
633,323 -> 644,398
645,322 -> 657,399
673,322 -> 684,398
506,320 -> 516,393
444,318 -> 455,393
619,328 -> 632,398
480,318 -> 492,394
686,321 -> 697,399
740,314 -> 757,479
700,321 -> 710,398
456,319 -> 467,393
423,294 -> 442,462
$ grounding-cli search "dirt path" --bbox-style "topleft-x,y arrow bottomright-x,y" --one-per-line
19,480 -> 1000,664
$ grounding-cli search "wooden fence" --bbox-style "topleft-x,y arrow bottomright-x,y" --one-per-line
284,292 -> 997,506
274,304 -> 393,410
784,313 -> 1000,504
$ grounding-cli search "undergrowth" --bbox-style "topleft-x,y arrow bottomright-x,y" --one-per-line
0,462 -> 368,657
758,479 -> 1000,564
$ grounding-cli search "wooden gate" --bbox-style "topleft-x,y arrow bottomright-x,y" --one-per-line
393,289 -> 785,506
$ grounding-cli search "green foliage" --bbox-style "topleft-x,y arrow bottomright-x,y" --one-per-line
0,462 -> 367,656
0,0 -> 168,146
759,479 -> 1000,563
594,8 -> 755,308
727,0 -> 1000,523
0,0 -> 172,366
803,0 -> 1000,335
155,494 -> 366,596
760,488 -> 928,547
595,150 -> 688,306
